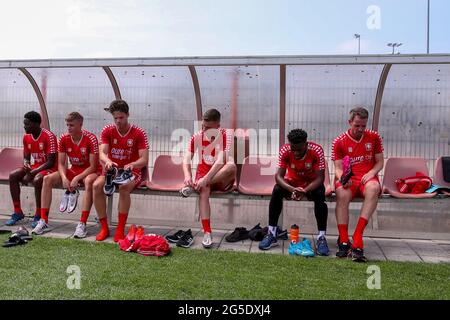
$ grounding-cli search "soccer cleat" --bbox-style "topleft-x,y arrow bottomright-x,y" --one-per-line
103,167 -> 118,196
67,190 -> 80,213
125,224 -> 137,242
31,215 -> 41,229
288,241 -> 302,255
96,228 -> 110,241
31,219 -> 50,235
300,238 -> 315,257
176,229 -> 194,248
202,232 -> 213,249
351,247 -> 368,263
259,233 -> 278,250
166,230 -> 185,243
73,222 -> 87,239
316,235 -> 330,256
135,226 -> 145,241
336,242 -> 352,258
113,169 -> 135,185
225,227 -> 249,242
180,186 -> 195,198
59,190 -> 70,212
5,213 -> 25,226
340,155 -> 354,185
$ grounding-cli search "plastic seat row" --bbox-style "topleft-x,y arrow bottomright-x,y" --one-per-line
1,147 -> 449,198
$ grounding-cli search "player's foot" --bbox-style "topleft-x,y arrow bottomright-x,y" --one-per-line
31,219 -> 50,235
73,222 -> 87,239
5,213 -> 25,226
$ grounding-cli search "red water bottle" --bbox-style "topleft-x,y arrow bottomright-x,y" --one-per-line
290,224 -> 299,244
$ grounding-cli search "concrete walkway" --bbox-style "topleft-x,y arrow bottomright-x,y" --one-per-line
1,215 -> 449,263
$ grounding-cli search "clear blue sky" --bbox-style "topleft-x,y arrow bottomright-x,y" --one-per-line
0,0 -> 448,59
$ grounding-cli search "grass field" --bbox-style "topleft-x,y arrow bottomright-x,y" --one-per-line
0,234 -> 449,300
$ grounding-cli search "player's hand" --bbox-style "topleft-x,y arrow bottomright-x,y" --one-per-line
69,177 -> 80,191
124,163 -> 134,171
184,177 -> 194,187
23,162 -> 32,172
292,187 -> 306,201
194,177 -> 209,191
105,160 -> 118,171
361,172 -> 375,185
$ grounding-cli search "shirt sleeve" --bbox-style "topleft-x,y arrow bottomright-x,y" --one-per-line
87,133 -> 99,155
45,132 -> 57,154
100,127 -> 111,145
136,128 -> 149,150
23,135 -> 30,156
374,132 -> 384,154
58,135 -> 65,153
188,134 -> 196,153
331,138 -> 344,161
313,145 -> 326,171
277,146 -> 289,169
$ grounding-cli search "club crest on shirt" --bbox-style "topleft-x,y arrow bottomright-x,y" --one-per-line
291,163 -> 296,169
127,139 -> 133,147
80,147 -> 87,155
67,147 -> 72,153
113,139 -> 117,144
348,147 -> 353,153
39,143 -> 44,150
365,143 -> 372,151
305,162 -> 312,169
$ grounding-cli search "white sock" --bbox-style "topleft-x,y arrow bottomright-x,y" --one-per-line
317,231 -> 326,240
269,225 -> 277,237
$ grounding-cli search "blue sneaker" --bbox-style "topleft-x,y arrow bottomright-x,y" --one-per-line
316,236 -> 330,256
31,215 -> 41,229
300,238 -> 315,257
259,233 -> 278,250
288,241 -> 302,255
5,213 -> 25,226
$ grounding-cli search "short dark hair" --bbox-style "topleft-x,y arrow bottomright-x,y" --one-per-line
106,100 -> 129,114
203,108 -> 221,122
24,111 -> 42,125
287,129 -> 307,144
349,107 -> 369,121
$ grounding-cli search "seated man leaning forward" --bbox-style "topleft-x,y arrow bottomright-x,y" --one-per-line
259,129 -> 329,256
332,107 -> 384,263
93,99 -> 149,242
181,108 -> 236,249
5,111 -> 57,227
32,112 -> 101,237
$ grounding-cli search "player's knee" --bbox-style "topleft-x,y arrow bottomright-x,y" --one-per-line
93,179 -> 104,193
364,183 -> 381,197
118,184 -> 133,195
336,189 -> 352,203
33,175 -> 43,186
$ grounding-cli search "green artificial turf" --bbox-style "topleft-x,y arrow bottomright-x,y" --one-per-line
0,235 -> 448,300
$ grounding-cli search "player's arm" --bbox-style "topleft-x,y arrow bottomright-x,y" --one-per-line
304,169 -> 325,193
275,167 -> 295,193
361,153 -> 384,184
58,152 -> 68,179
124,148 -> 149,171
182,150 -> 194,187
100,143 -> 116,171
23,152 -> 31,171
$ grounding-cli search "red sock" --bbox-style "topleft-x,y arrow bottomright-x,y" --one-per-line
201,219 -> 212,234
35,208 -> 41,218
13,201 -> 22,214
41,208 -> 49,224
114,213 -> 128,242
96,217 -> 109,241
352,217 -> 368,249
337,224 -> 349,244
80,211 -> 90,224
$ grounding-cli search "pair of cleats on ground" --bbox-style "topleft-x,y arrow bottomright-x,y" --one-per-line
103,168 -> 135,196
336,239 -> 368,263
2,226 -> 33,247
165,229 -> 213,249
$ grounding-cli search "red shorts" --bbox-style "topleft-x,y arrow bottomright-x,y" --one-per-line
34,169 -> 55,178
66,167 -> 101,183
335,175 -> 381,199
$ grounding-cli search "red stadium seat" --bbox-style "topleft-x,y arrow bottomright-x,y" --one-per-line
0,148 -> 23,181
146,155 -> 185,191
238,156 -> 277,195
382,157 -> 437,198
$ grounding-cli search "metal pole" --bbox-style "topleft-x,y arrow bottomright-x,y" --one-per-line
358,37 -> 361,55
427,0 -> 430,54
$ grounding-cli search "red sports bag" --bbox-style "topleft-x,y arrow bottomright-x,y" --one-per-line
395,172 -> 432,194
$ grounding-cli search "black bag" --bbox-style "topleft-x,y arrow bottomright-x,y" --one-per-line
443,157 -> 450,183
